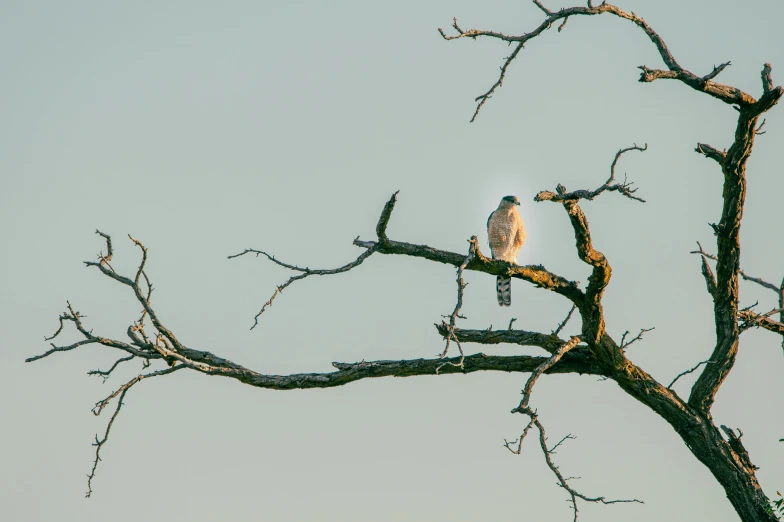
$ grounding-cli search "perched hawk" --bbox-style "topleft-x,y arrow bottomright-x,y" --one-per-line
487,195 -> 526,306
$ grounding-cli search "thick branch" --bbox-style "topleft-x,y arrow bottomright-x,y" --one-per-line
536,189 -> 610,349
738,309 -> 784,337
219,352 -> 608,389
532,145 -> 646,352
436,324 -> 571,353
355,236 -> 585,305
688,104 -> 781,414
691,241 -> 783,298
695,143 -> 726,166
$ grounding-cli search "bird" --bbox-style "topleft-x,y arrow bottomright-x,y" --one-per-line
487,195 -> 526,306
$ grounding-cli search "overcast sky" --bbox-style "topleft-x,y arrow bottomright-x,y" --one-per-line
2,1 -> 783,521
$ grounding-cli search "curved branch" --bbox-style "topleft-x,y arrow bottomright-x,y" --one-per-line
668,360 -> 714,390
533,417 -> 643,519
86,365 -> 184,497
440,2 -> 771,119
536,144 -> 648,203
87,355 -> 135,382
533,193 -> 615,362
229,245 -> 378,329
514,336 -> 582,412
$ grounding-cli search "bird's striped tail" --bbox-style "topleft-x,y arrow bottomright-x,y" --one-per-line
496,276 -> 512,306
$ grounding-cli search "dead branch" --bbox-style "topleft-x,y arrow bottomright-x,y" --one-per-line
514,336 -> 582,413
437,237 -> 478,372
28,231 -> 609,495
619,327 -> 654,350
535,144 -> 647,203
86,388 -> 125,499
533,417 -> 643,521
354,194 -> 585,306
689,89 -> 783,411
738,309 -> 784,337
435,324 -> 587,356
552,304 -> 577,336
534,146 -> 647,349
668,360 -> 714,390
503,416 -> 536,455
87,355 -> 135,382
440,2 -> 775,120
229,245 -> 378,330
503,334 -> 641,520
692,242 -> 780,295
86,365 -> 183,497
703,62 -> 732,82
720,425 -> 759,473
692,240 -> 784,352
696,143 -> 726,165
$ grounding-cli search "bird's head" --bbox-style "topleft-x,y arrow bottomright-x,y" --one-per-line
500,195 -> 521,208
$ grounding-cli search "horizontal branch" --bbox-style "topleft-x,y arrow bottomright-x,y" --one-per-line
210,352 -> 607,390
354,236 -> 585,305
436,324 -> 571,353
535,144 -> 647,203
738,310 -> 784,336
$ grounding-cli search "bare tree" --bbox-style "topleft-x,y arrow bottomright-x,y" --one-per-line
28,2 -> 783,521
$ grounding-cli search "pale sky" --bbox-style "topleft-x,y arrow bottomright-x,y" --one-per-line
2,1 -> 783,521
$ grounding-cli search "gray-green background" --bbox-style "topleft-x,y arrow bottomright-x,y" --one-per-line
2,1 -> 782,520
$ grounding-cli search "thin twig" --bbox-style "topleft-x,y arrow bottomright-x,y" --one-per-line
533,417 -> 643,521
620,327 -> 654,349
86,388 -> 127,498
230,246 -> 378,330
437,237 -> 478,372
515,336 -> 582,412
668,360 -> 714,389
552,305 -> 576,336
88,355 -> 135,383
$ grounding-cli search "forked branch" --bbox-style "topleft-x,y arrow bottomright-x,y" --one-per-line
440,1 -> 771,120
535,144 -> 648,203
505,336 -> 641,520
228,246 -> 378,330
437,237 -> 478,371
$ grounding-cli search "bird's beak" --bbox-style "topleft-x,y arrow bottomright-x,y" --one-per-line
515,201 -> 521,205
